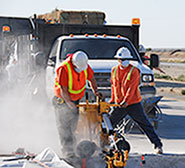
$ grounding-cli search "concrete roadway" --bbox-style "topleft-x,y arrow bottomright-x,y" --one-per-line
126,96 -> 185,155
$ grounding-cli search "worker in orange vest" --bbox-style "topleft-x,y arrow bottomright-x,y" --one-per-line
53,51 -> 101,160
109,47 -> 163,154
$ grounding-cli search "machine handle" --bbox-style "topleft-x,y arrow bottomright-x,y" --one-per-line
85,92 -> 88,100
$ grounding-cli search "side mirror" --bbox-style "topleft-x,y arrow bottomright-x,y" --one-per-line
150,54 -> 159,68
49,56 -> 56,63
48,56 -> 56,67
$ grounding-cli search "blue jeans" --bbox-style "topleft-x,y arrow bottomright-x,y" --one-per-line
109,102 -> 162,148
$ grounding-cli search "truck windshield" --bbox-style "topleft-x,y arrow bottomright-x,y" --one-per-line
60,38 -> 139,60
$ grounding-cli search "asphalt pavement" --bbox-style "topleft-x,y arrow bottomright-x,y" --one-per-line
126,97 -> 185,154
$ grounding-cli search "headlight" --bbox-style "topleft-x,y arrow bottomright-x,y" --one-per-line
142,74 -> 153,82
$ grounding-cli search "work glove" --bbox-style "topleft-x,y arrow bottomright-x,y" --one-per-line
95,91 -> 103,99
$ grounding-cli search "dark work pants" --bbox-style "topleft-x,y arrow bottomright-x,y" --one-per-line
53,97 -> 79,157
109,102 -> 163,148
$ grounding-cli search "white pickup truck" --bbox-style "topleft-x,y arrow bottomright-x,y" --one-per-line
48,34 -> 159,100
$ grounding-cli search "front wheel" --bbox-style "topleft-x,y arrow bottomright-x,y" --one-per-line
116,138 -> 131,153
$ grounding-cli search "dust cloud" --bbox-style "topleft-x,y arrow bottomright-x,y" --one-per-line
0,37 -> 60,156
0,36 -> 97,158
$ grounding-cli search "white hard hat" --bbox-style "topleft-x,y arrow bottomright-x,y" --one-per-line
114,47 -> 133,59
139,44 -> 146,53
72,51 -> 88,72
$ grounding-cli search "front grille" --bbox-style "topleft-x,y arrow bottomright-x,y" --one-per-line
86,72 -> 111,99
87,72 -> 111,89
94,72 -> 111,88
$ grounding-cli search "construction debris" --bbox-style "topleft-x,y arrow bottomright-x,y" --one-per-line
37,8 -> 106,24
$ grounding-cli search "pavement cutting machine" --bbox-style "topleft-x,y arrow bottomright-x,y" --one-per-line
76,93 -> 130,168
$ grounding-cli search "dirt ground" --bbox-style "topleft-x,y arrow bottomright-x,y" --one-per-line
155,79 -> 185,99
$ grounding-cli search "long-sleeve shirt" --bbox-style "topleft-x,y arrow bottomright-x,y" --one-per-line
110,64 -> 142,106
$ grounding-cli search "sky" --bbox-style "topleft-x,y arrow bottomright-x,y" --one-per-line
1,0 -> 185,48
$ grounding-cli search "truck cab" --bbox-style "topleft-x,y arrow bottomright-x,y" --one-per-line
48,34 -> 157,100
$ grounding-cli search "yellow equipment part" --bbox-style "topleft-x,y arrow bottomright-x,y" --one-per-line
106,150 -> 128,168
76,97 -> 128,167
77,98 -> 118,144
113,152 -> 124,167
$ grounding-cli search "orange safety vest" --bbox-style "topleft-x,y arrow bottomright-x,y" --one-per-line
111,64 -> 142,105
54,59 -> 87,101
113,65 -> 134,81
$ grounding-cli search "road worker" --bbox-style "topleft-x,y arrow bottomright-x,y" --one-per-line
109,47 -> 163,154
139,44 -> 165,74
53,50 -> 101,160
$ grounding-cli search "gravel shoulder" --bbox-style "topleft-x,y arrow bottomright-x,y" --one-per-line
155,79 -> 185,101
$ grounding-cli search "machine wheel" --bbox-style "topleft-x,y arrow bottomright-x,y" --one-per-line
76,140 -> 97,158
116,139 -> 131,153
123,140 -> 131,153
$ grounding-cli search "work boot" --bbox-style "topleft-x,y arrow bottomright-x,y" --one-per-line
155,146 -> 163,154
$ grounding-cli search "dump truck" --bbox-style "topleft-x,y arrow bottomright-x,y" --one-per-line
0,16 -> 45,97
0,13 -> 159,99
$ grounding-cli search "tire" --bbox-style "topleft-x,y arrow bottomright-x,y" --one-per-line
123,140 -> 131,153
116,139 -> 131,153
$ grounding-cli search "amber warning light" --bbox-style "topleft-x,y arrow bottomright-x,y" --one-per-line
132,18 -> 140,25
2,25 -> 11,32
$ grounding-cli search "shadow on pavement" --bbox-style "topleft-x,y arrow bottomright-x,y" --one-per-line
158,114 -> 185,139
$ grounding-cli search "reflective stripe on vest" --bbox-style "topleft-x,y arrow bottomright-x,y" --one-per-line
113,65 -> 118,79
113,65 -> 135,81
55,61 -> 87,94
